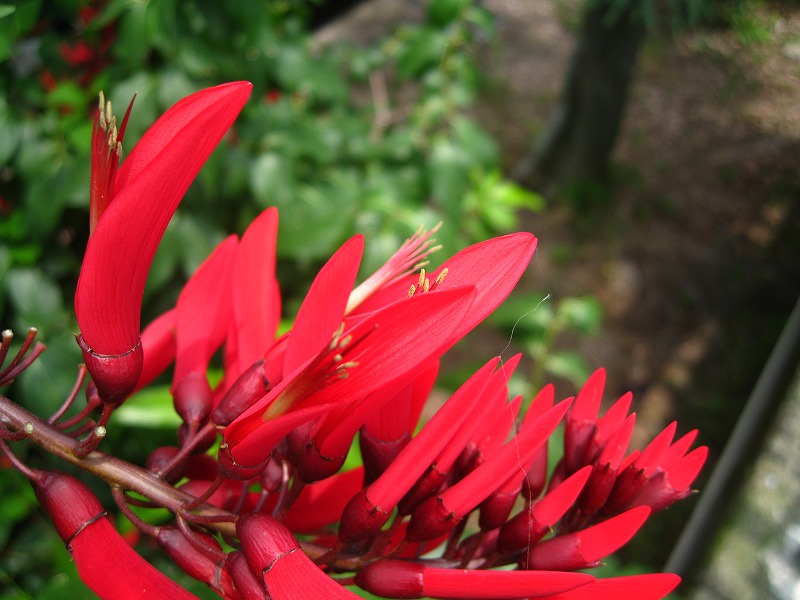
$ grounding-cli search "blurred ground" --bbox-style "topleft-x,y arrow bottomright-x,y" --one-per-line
324,0 -> 800,568
477,1 -> 800,440
479,0 -> 800,566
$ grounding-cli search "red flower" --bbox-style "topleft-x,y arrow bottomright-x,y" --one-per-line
355,559 -> 594,599
33,472 -> 198,600
237,513 -> 360,599
74,82 -> 251,404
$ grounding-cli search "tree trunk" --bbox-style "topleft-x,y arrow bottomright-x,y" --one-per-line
514,1 -> 646,199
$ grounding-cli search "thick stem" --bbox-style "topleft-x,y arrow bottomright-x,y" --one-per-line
0,393 -> 237,537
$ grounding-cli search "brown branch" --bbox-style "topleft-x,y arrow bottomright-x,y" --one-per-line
0,393 -> 238,537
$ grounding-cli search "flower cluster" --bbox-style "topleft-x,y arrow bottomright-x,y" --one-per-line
0,83 -> 705,599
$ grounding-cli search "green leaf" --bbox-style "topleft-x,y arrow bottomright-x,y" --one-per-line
545,351 -> 592,388
116,385 -> 182,428
427,0 -> 471,27
17,331 -> 83,418
250,152 -> 296,209
5,268 -> 64,331
557,296 -> 603,336
396,28 -> 447,78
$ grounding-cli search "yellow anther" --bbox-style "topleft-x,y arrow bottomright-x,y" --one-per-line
105,99 -> 113,127
435,268 -> 449,286
337,334 -> 353,349
333,353 -> 343,363
408,284 -> 416,297
329,322 -> 346,349
417,269 -> 426,289
423,278 -> 430,293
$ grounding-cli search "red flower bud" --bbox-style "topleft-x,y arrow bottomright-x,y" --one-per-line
355,559 -> 594,599
237,514 -> 359,599
156,526 -> 237,598
33,472 -> 198,599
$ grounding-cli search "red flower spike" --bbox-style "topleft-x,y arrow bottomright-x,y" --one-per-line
226,551 -> 267,600
237,514 -> 360,599
497,466 -> 593,554
230,207 -> 280,379
76,82 -> 252,402
468,396 -> 524,474
33,472 -> 198,600
532,573 -> 680,600
156,526 -> 238,599
564,368 -> 605,473
134,308 -> 176,392
523,505 -> 651,571
355,560 -> 594,599
406,399 -> 572,542
224,287 -> 475,469
283,235 -> 364,374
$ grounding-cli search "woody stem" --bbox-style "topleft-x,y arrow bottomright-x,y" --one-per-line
0,392 -> 238,537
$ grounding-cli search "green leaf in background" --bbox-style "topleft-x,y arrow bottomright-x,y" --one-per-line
115,385 -> 182,428
396,27 -> 447,78
5,267 -> 64,332
545,350 -> 593,388
16,331 -> 82,419
558,295 -> 604,336
427,0 -> 471,27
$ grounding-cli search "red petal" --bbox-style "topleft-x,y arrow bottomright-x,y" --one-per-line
282,468 -> 364,533
134,308 -> 176,391
231,207 -> 281,376
225,287 -> 476,466
238,514 -> 359,600
525,506 -> 651,570
283,235 -> 363,373
76,82 -> 251,356
356,560 -> 593,599
533,573 -> 680,600
174,235 -> 237,381
565,368 -> 605,473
